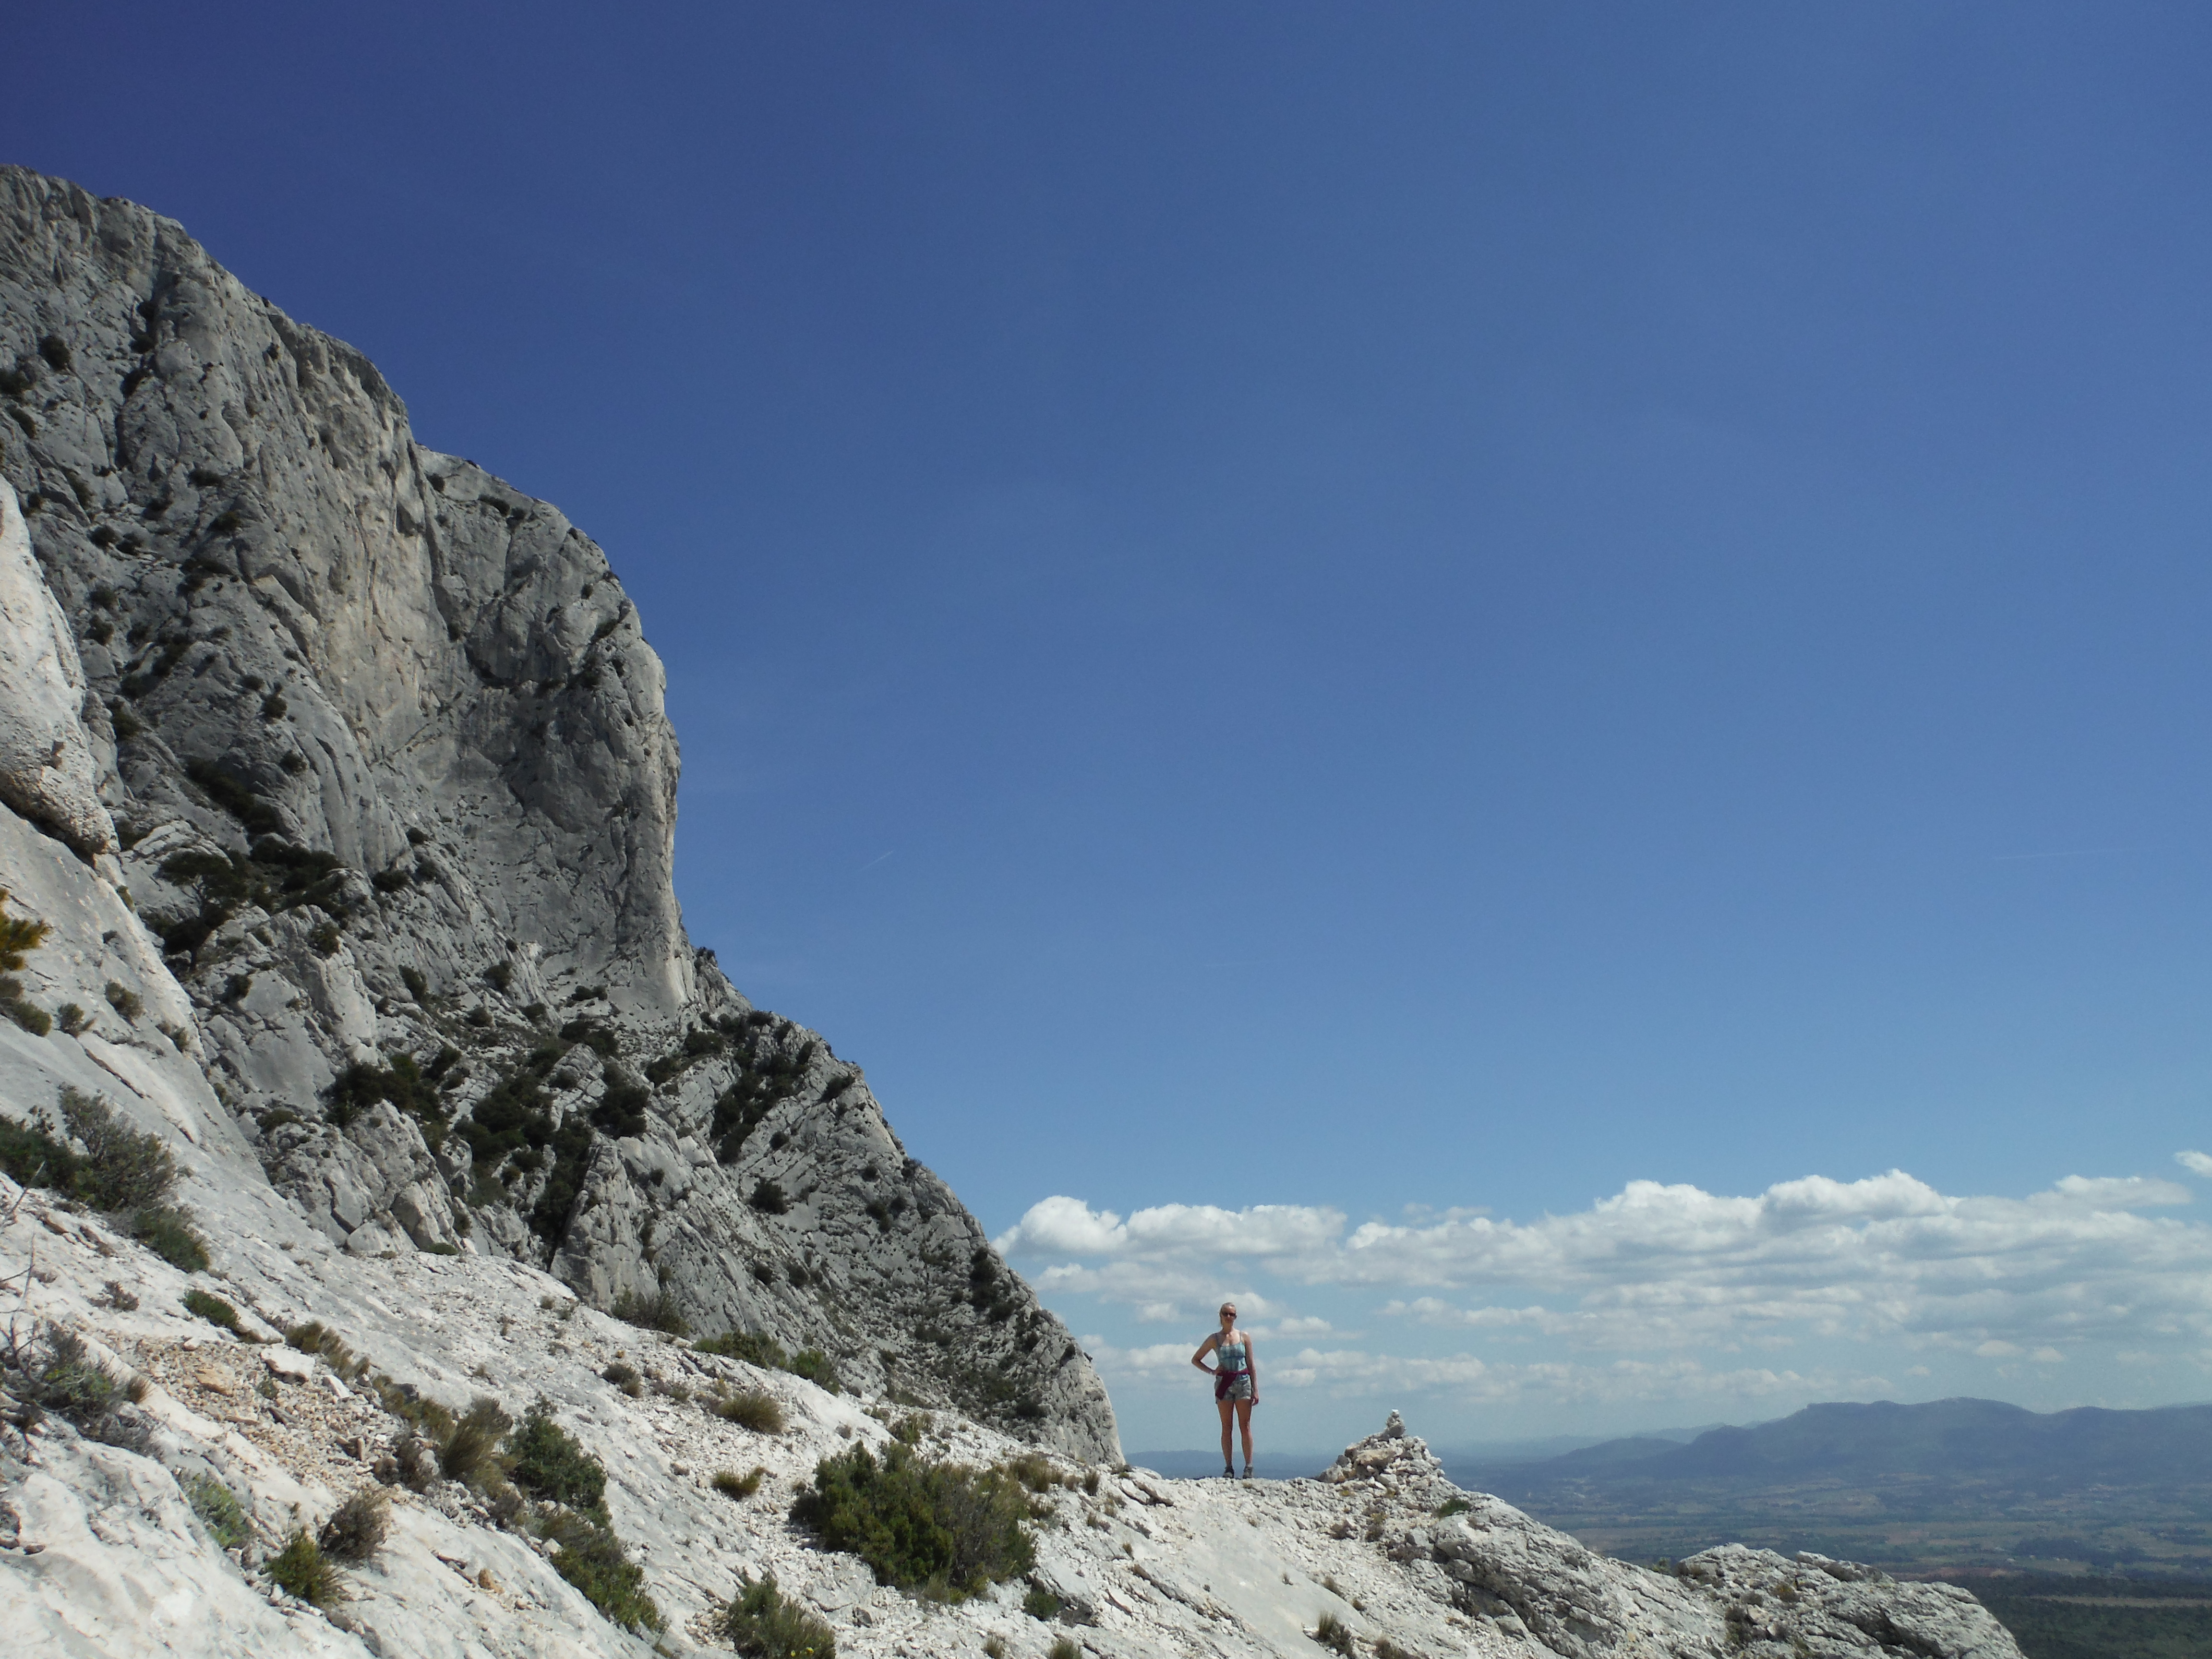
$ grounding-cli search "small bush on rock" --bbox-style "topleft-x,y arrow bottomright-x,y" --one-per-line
132,1206 -> 210,1271
1313,1612 -> 1354,1656
318,1487 -> 390,1562
506,1399 -> 607,1511
541,1505 -> 663,1632
722,1574 -> 836,1659
714,1389 -> 785,1433
713,1467 -> 768,1500
1024,1587 -> 1063,1620
182,1288 -> 238,1330
442,1396 -> 514,1485
185,1473 -> 250,1549
788,1348 -> 840,1395
792,1441 -> 1035,1601
59,1086 -> 178,1209
611,1288 -> 689,1336
269,1530 -> 343,1605
1002,1452 -> 1057,1493
1433,1496 -> 1470,1517
286,1321 -> 370,1382
602,1360 -> 643,1396
1049,1639 -> 1082,1659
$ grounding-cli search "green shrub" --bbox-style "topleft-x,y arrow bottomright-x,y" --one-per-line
133,1206 -> 210,1271
714,1390 -> 785,1433
611,1288 -> 689,1336
602,1360 -> 643,1396
506,1400 -> 606,1511
7,1000 -> 52,1035
1049,1639 -> 1081,1659
269,1530 -> 342,1605
791,1442 -> 1035,1600
590,1073 -> 650,1137
1313,1612 -> 1353,1656
442,1396 -> 513,1485
317,1487 -> 390,1562
324,1053 -> 448,1149
697,1329 -> 789,1370
1433,1496 -> 1470,1518
722,1574 -> 835,1659
0,1113 -> 77,1191
749,1178 -> 789,1214
60,1086 -> 178,1209
184,1473 -> 250,1549
789,1348 -> 840,1395
713,1466 -> 768,1500
541,1506 -> 663,1632
57,1002 -> 88,1035
284,1320 -> 369,1382
371,1366 -> 448,1424
1024,1587 -> 1063,1620
0,889 -> 48,970
182,1288 -> 238,1330
1002,1452 -> 1057,1493
892,1412 -> 929,1446
33,1327 -> 119,1417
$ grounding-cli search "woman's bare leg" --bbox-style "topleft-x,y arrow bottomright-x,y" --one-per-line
1235,1398 -> 1255,1468
1218,1399 -> 1235,1467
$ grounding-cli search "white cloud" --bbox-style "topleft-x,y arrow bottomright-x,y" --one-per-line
1079,1334 -> 1890,1410
2178,1150 -> 2212,1178
1005,1166 -> 2212,1361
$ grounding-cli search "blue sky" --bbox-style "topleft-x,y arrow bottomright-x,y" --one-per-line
15,2 -> 2212,1454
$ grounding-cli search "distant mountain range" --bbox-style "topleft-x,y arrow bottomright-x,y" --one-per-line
1440,1397 -> 2212,1575
1451,1397 -> 2212,1497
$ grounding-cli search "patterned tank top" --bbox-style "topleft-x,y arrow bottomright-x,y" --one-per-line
1217,1336 -> 1249,1375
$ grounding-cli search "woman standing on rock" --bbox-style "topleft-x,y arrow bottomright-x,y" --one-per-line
1192,1301 -> 1259,1479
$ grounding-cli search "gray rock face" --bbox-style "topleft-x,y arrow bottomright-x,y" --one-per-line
0,481 -> 112,856
0,162 -> 1116,1461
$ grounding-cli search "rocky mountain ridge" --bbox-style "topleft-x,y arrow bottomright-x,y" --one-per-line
0,162 -> 1111,1456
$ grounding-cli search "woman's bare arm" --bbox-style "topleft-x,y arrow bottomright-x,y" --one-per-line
1245,1334 -> 1258,1400
1190,1333 -> 1221,1370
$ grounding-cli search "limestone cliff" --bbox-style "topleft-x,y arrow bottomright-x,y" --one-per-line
0,164 -> 1115,1460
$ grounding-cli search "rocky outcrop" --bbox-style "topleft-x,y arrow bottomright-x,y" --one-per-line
0,163 -> 1113,1459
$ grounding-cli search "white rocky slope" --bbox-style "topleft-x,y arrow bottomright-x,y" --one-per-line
0,1175 -> 2024,1658
0,163 -> 1112,1456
